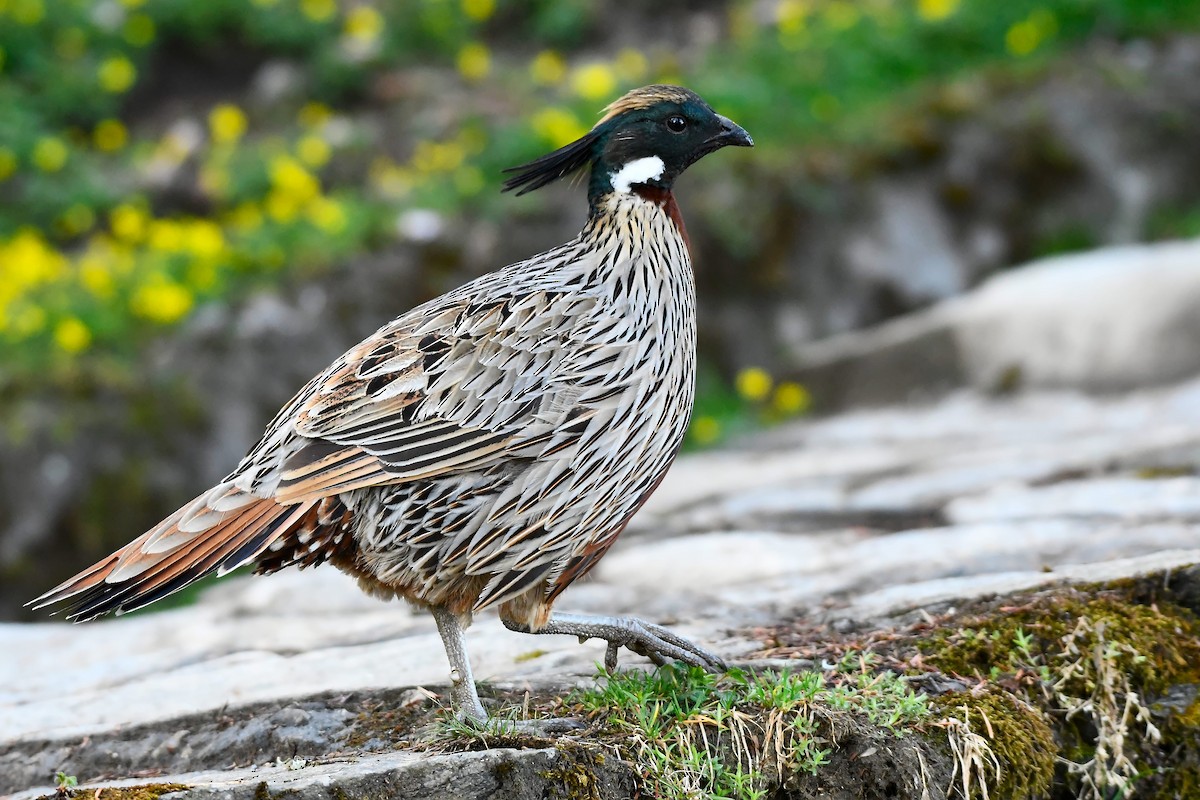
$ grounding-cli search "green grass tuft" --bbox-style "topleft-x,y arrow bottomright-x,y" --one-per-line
572,662 -> 930,799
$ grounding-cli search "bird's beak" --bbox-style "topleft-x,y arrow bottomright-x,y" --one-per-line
713,114 -> 754,148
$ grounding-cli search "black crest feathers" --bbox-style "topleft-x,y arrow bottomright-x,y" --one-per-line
501,128 -> 601,196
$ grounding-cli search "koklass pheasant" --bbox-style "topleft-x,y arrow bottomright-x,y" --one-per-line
33,85 -> 753,723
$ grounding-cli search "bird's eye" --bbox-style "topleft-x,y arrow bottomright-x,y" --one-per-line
665,115 -> 688,133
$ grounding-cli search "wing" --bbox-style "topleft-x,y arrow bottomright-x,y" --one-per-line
270,271 -> 599,505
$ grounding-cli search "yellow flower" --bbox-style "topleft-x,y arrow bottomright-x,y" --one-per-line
456,42 -> 491,82
777,0 -> 807,34
148,219 -> 185,252
184,220 -> 225,258
344,5 -> 383,40
772,381 -> 811,415
412,139 -> 465,173
916,0 -> 959,22
266,189 -> 301,223
269,155 -> 320,201
32,137 -> 68,172
110,204 -> 148,242
307,196 -> 347,233
461,0 -> 494,22
98,55 -> 137,93
0,147 -> 16,181
0,230 -> 67,288
1005,10 -> 1058,56
531,107 -> 587,148
209,104 -> 247,145
93,119 -> 128,152
298,102 -> 332,128
615,49 -> 648,81
735,367 -> 773,402
369,158 -> 414,198
571,62 -> 617,101
297,134 -> 331,168
300,0 -> 336,22
124,13 -> 156,47
529,50 -> 566,86
227,202 -> 264,231
54,317 -> 92,353
11,0 -> 44,25
79,254 -> 115,298
689,416 -> 721,446
131,280 -> 193,324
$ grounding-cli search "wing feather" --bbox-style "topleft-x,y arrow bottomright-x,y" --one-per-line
267,288 -> 571,504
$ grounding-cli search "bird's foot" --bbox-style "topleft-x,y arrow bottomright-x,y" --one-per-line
593,617 -> 726,673
508,612 -> 726,673
508,716 -> 588,736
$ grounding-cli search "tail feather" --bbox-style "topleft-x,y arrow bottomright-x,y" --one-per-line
29,489 -> 315,622
67,500 -> 287,621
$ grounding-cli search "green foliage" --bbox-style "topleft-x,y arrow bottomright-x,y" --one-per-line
700,0 -> 1200,154
573,662 -> 930,798
3,0 -> 1199,393
1147,201 -> 1200,240
687,363 -> 811,448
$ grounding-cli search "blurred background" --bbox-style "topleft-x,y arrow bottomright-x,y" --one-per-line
3,0 -> 1200,619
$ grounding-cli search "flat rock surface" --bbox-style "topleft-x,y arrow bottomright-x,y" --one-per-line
790,237 -> 1200,406
5,377 -> 1200,796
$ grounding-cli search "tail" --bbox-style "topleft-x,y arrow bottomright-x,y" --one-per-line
29,484 -> 316,622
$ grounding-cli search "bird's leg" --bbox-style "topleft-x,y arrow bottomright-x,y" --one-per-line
431,606 -> 487,724
503,612 -> 725,673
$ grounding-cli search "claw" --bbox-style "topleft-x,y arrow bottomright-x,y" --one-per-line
505,612 -> 726,674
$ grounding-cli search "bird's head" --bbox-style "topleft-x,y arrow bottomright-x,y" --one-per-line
502,85 -> 753,204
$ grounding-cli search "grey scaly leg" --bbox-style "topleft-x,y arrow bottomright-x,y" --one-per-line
503,612 -> 726,673
431,606 -> 487,724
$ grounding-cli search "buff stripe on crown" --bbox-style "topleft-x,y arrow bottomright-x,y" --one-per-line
595,85 -> 703,127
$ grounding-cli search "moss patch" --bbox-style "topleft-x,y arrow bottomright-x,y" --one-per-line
934,688 -> 1056,799
40,784 -> 190,800
918,585 -> 1200,797
755,569 -> 1200,799
922,591 -> 1200,695
535,741 -> 612,800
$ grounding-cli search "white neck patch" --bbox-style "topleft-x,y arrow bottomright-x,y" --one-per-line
609,156 -> 665,194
